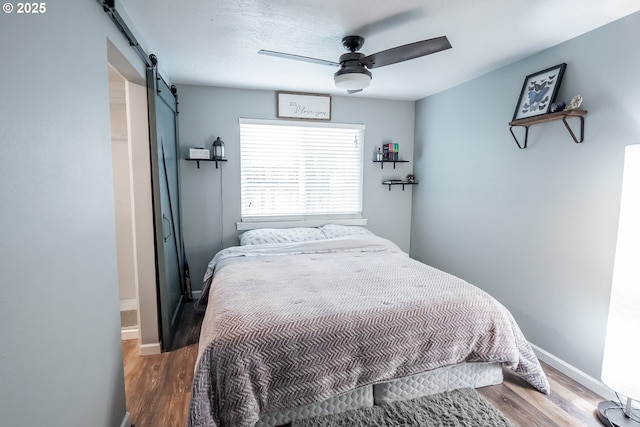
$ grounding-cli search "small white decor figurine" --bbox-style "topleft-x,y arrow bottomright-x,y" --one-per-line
565,95 -> 584,110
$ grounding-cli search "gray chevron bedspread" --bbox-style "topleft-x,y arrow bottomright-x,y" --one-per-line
188,235 -> 549,427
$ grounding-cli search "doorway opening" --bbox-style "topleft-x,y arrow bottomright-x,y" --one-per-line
108,64 -> 140,340
106,40 -> 161,355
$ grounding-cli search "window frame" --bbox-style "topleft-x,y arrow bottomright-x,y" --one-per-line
237,118 -> 366,229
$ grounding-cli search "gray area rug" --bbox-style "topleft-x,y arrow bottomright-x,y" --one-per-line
292,388 -> 514,427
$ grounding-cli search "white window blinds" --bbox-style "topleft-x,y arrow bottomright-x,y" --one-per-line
239,118 -> 365,220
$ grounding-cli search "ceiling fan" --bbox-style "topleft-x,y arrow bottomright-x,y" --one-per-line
259,34 -> 452,93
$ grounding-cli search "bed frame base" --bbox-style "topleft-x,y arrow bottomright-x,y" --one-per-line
257,361 -> 503,427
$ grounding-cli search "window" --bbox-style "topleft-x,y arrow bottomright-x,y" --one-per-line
239,118 -> 364,222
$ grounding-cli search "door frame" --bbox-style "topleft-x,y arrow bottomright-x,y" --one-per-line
107,39 -> 161,355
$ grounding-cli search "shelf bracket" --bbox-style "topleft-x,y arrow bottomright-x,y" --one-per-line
191,160 -> 217,168
386,183 -> 408,190
374,160 -> 409,169
384,182 -> 417,191
186,158 -> 227,168
562,115 -> 585,144
509,126 -> 529,149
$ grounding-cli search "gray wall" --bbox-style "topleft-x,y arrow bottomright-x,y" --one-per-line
411,12 -> 640,380
0,2 -> 146,425
177,86 -> 416,290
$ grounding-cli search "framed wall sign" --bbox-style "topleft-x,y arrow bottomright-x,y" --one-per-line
277,92 -> 331,121
512,63 -> 566,121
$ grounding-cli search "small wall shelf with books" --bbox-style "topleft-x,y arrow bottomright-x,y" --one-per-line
373,160 -> 409,169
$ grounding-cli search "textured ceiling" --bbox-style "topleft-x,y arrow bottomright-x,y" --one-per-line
119,0 -> 640,101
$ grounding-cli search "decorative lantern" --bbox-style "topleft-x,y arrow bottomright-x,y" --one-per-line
212,137 -> 225,160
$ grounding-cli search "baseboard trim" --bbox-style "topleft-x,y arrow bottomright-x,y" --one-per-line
120,299 -> 137,312
121,328 -> 139,341
120,411 -> 131,427
530,344 -> 613,400
139,341 -> 161,356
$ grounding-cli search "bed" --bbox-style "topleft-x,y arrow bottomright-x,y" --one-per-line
188,225 -> 550,427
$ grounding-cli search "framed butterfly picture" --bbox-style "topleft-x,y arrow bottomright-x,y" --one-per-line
512,63 -> 566,121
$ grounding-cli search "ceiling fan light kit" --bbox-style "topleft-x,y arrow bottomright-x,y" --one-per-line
259,31 -> 451,93
334,37 -> 372,90
334,67 -> 372,90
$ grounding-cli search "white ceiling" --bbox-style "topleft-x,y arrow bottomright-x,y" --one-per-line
119,0 -> 639,101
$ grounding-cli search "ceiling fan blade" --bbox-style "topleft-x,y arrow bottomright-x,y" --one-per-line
361,36 -> 451,69
258,49 -> 340,67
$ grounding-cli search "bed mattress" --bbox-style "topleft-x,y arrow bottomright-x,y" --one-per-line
256,384 -> 373,427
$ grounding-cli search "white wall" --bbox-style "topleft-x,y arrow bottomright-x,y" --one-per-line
0,2 -> 147,425
177,86 -> 416,289
110,70 -> 137,303
410,12 -> 640,380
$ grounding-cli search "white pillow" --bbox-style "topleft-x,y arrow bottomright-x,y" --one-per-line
319,224 -> 374,239
239,227 -> 326,246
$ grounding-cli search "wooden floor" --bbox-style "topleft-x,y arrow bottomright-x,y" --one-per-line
122,301 -> 203,427
122,302 -> 606,427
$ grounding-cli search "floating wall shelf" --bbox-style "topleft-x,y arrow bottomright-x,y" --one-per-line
186,158 -> 227,169
382,180 -> 418,191
373,160 -> 409,169
508,109 -> 587,149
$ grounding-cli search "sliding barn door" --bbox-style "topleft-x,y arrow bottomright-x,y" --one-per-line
147,64 -> 184,351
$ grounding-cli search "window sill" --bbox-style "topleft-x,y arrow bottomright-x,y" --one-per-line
236,218 -> 368,231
